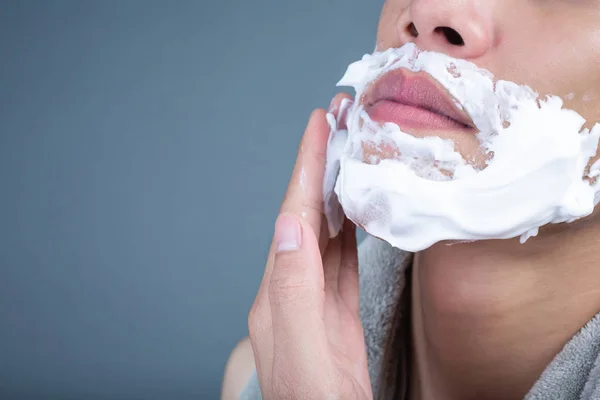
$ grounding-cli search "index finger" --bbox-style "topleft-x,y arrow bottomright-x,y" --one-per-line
248,98 -> 351,382
281,92 -> 354,241
254,99 -> 349,303
279,108 -> 330,237
253,109 -> 331,314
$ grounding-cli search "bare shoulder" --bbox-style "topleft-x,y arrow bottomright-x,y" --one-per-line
221,337 -> 255,400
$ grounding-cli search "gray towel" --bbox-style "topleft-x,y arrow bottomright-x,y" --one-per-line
240,235 -> 600,399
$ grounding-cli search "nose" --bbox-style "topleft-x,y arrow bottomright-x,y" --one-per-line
398,0 -> 495,59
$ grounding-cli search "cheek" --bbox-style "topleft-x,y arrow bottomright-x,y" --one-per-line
376,0 -> 410,51
475,38 -> 600,180
529,55 -> 600,182
494,18 -> 600,126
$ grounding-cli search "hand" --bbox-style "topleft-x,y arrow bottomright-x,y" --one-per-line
248,94 -> 372,399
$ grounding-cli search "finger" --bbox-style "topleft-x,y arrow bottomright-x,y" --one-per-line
280,108 -> 330,233
250,109 -> 332,383
257,109 -> 330,317
268,94 -> 352,292
320,94 -> 354,294
338,218 -> 360,315
328,92 -> 353,128
270,214 -> 325,329
320,93 -> 352,255
250,99 -> 352,391
254,109 -> 330,308
269,214 -> 334,384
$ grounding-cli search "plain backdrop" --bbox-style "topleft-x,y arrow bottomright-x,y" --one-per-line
0,1 -> 381,398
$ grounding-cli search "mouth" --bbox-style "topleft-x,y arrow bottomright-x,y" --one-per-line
362,68 -> 476,132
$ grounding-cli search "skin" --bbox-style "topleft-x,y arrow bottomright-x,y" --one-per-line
222,0 -> 600,399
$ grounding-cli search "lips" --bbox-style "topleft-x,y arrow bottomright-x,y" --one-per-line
362,68 -> 475,132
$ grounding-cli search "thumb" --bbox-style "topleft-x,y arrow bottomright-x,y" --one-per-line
268,213 -> 333,374
269,213 -> 326,330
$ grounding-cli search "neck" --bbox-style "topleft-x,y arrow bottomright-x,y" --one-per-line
409,215 -> 600,400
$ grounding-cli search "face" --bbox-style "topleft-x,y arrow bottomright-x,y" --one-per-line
322,0 -> 600,251
373,0 -> 600,171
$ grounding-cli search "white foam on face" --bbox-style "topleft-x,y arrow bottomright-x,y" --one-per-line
323,43 -> 600,252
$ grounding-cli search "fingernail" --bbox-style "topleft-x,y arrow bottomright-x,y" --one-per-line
275,214 -> 302,252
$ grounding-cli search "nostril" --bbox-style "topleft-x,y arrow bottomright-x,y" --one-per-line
406,22 -> 419,38
435,26 -> 465,46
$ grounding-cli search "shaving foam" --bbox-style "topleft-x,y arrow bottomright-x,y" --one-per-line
323,43 -> 600,252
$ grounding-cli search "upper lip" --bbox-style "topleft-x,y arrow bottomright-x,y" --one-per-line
362,68 -> 475,129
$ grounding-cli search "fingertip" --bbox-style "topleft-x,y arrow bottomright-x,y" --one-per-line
328,93 -> 354,132
309,107 -> 327,121
306,108 -> 330,137
329,92 -> 353,114
302,108 -> 331,161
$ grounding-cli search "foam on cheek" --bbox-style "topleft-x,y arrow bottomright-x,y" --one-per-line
323,43 -> 600,252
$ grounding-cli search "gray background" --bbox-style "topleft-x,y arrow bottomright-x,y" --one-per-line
0,1 -> 380,399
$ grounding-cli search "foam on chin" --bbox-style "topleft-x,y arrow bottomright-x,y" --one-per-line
323,43 -> 600,252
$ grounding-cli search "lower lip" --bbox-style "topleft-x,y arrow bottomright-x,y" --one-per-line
365,100 -> 471,131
